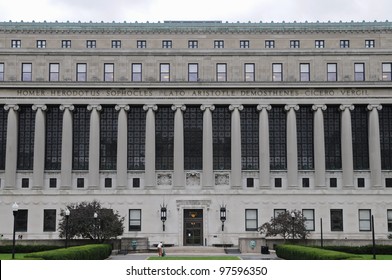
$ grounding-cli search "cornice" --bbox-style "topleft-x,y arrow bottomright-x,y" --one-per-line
1,20 -> 392,35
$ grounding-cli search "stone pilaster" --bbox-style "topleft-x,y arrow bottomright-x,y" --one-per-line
285,105 -> 299,188
32,105 -> 47,189
312,105 -> 327,188
367,104 -> 382,188
143,104 -> 158,188
115,105 -> 130,188
87,104 -> 102,189
229,104 -> 244,188
339,104 -> 355,188
172,104 -> 186,188
257,104 -> 271,188
201,105 -> 215,188
4,104 -> 19,189
59,104 -> 74,189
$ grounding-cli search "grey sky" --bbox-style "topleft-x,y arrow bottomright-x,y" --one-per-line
0,0 -> 390,23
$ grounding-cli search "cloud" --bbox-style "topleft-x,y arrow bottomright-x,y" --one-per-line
0,0 -> 391,23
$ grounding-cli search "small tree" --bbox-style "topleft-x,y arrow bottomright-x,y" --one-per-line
58,200 -> 124,243
258,210 -> 310,241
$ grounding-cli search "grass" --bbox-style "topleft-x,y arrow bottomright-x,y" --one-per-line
148,256 -> 241,260
358,255 -> 392,260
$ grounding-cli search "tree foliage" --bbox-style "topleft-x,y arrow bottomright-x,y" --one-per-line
258,210 -> 310,241
58,200 -> 124,243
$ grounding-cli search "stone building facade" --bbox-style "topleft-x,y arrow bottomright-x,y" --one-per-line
0,21 -> 392,246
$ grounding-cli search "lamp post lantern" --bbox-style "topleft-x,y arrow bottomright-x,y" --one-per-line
12,202 -> 19,259
291,211 -> 295,242
65,208 -> 70,248
320,218 -> 324,248
160,205 -> 167,231
220,206 -> 227,231
94,212 -> 98,242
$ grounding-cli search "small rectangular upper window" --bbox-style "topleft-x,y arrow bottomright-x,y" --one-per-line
365,40 -> 375,48
11,40 -> 21,48
137,40 -> 147,48
36,40 -> 46,48
240,40 -> 250,48
340,40 -> 350,48
62,40 -> 71,48
290,40 -> 300,48
315,40 -> 325,48
188,40 -> 198,48
162,40 -> 172,48
265,40 -> 275,48
111,40 -> 121,48
86,40 -> 96,48
214,40 -> 224,49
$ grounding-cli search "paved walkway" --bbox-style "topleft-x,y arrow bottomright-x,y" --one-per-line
108,251 -> 280,260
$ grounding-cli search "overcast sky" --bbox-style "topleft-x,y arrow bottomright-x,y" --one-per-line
0,0 -> 391,23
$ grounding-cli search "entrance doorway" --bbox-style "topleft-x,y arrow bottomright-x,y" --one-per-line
183,209 -> 203,246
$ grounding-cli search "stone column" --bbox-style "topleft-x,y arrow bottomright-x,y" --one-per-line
87,104 -> 102,189
285,105 -> 299,188
172,104 -> 186,188
312,105 -> 327,188
59,105 -> 74,189
4,104 -> 19,189
115,105 -> 130,188
367,104 -> 382,188
200,105 -> 215,188
32,105 -> 47,189
339,104 -> 355,188
143,104 -> 158,188
257,104 -> 271,188
229,104 -> 243,188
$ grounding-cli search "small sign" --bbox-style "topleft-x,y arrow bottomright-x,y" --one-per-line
249,240 -> 256,250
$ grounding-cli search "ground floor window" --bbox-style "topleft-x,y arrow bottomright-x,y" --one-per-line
330,209 -> 343,231
129,209 -> 141,231
302,209 -> 315,231
387,210 -> 392,232
359,209 -> 371,231
15,209 -> 28,232
245,209 -> 258,231
43,209 -> 56,232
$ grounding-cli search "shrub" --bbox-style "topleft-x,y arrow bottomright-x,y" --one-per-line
276,244 -> 362,260
25,244 -> 112,260
321,245 -> 392,255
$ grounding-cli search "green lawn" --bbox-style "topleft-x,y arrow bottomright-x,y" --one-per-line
0,253 -> 35,260
148,256 -> 241,260
357,255 -> 392,260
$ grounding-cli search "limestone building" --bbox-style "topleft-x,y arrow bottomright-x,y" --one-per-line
0,20 -> 392,246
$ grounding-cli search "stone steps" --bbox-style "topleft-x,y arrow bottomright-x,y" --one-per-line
164,246 -> 226,254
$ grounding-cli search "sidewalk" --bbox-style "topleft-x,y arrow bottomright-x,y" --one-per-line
108,250 -> 280,260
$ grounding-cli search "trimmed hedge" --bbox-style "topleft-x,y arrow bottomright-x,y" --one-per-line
321,245 -> 392,255
276,244 -> 362,260
25,244 -> 112,260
